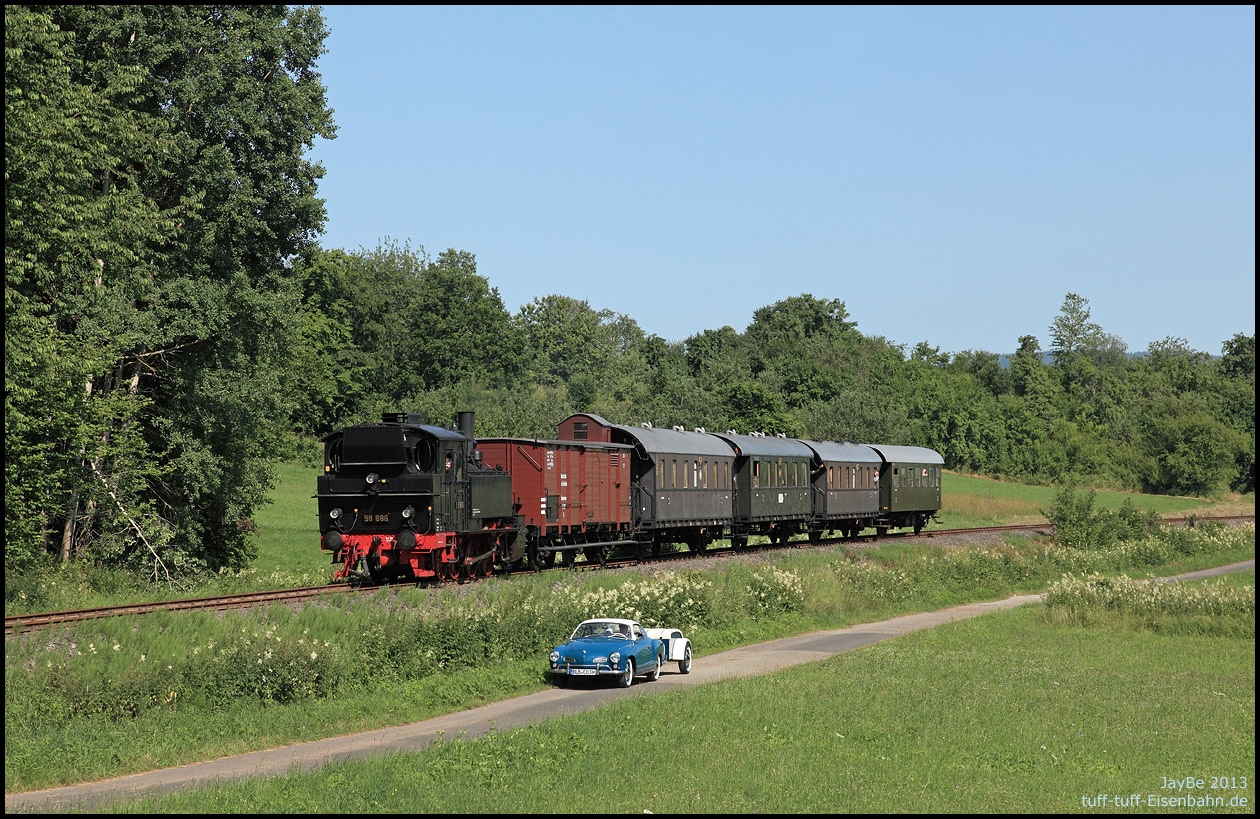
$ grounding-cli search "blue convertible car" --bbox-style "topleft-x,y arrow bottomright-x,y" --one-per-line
549,618 -> 683,687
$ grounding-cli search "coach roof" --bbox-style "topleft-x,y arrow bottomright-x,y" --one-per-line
804,441 -> 882,464
709,431 -> 813,459
610,423 -> 736,458
868,444 -> 945,465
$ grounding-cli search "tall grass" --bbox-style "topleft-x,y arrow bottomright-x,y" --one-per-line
6,521 -> 1253,795
105,599 -> 1256,814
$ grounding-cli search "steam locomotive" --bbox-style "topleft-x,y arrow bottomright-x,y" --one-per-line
316,411 -> 943,583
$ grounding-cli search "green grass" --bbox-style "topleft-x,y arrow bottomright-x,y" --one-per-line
250,461 -> 327,579
5,462 -> 1253,809
937,471 -> 1247,529
6,520 -> 1253,798
105,605 -> 1256,814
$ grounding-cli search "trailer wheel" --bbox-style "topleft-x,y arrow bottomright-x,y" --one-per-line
678,644 -> 692,674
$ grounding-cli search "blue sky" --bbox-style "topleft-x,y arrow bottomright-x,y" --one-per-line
307,5 -> 1254,356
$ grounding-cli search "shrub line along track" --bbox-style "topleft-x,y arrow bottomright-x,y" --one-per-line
6,516 -> 1253,636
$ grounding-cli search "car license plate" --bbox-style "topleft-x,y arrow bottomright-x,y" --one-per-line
570,668 -> 597,676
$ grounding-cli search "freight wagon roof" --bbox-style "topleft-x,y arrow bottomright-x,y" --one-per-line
803,441 -> 882,464
478,437 -> 634,452
610,424 -> 736,457
868,444 -> 944,465
708,431 -> 813,459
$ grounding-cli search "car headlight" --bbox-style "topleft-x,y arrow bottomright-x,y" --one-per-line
549,650 -> 559,666
610,651 -> 620,668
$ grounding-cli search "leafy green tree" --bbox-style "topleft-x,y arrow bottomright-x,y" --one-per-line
288,248 -> 365,436
514,294 -> 634,392
1136,397 -> 1245,496
407,248 -> 523,391
1214,333 -> 1255,492
683,326 -> 751,391
1047,292 -> 1130,423
947,350 -> 1011,397
6,5 -> 335,576
719,382 -> 799,437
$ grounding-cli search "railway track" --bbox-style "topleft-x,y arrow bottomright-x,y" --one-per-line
6,516 -> 1252,636
5,585 -> 367,636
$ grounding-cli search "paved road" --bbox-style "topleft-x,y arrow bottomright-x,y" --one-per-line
6,559 -> 1253,813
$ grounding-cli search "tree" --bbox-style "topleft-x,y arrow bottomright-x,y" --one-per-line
1047,292 -> 1129,417
407,248 -> 523,391
6,5 -> 335,576
1214,333 -> 1255,493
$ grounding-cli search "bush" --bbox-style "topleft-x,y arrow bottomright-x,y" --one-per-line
1042,487 -> 1163,550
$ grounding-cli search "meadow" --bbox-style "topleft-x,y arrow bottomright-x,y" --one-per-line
3,466 -> 1254,812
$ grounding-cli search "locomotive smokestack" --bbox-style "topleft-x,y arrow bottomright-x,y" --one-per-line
457,411 -> 475,441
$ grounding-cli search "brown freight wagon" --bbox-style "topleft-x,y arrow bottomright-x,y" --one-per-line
477,437 -> 635,566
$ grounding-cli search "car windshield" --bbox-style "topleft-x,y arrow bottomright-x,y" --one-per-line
573,621 -> 630,640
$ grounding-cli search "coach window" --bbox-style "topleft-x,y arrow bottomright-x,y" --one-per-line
752,460 -> 760,488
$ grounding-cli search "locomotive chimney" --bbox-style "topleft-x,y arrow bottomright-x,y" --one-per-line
457,411 -> 481,462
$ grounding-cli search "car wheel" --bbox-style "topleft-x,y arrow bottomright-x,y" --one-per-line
678,643 -> 692,674
649,652 -> 662,682
619,659 -> 634,688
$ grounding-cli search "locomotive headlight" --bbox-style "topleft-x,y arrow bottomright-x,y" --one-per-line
402,506 -> 415,520
328,507 -> 342,520
366,472 -> 379,485
610,651 -> 621,668
549,650 -> 560,666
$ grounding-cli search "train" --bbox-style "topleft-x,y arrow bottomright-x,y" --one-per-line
316,411 -> 944,583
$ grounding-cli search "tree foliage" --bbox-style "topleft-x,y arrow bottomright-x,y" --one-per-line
7,6 -> 1250,588
6,5 -> 335,576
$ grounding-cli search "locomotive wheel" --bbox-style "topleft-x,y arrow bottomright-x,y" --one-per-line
533,549 -> 556,571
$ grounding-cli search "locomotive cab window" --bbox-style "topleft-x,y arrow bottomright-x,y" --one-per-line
411,439 -> 435,472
